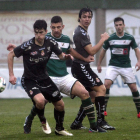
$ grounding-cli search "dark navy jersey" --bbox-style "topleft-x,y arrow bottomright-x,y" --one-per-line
73,25 -> 91,64
14,36 -> 62,80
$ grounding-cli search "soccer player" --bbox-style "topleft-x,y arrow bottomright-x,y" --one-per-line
8,16 -> 106,134
97,17 -> 140,118
7,19 -> 73,136
70,7 -> 115,131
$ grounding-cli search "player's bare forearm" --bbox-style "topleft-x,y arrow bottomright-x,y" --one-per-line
58,53 -> 73,61
69,48 -> 94,62
135,48 -> 140,62
97,49 -> 106,66
135,48 -> 140,71
85,33 -> 109,55
97,48 -> 106,73
8,51 -> 15,76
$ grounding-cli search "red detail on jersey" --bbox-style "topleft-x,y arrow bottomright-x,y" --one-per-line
123,48 -> 128,55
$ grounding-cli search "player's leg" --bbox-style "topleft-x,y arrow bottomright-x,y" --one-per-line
71,62 -> 107,132
22,77 -> 50,134
104,79 -> 113,115
128,83 -> 140,118
104,66 -> 119,115
70,90 -> 96,130
52,99 -> 73,136
121,67 -> 140,118
69,81 -> 106,132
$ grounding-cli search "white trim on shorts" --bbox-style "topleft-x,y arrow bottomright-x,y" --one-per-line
105,66 -> 136,84
50,74 -> 77,99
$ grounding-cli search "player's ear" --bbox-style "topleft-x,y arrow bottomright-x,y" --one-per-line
62,25 -> 65,29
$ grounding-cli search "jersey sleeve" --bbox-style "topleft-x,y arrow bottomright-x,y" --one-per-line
130,36 -> 138,49
14,44 -> 25,57
80,33 -> 91,48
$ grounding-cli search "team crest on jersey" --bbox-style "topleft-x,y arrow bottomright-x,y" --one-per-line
123,48 -> 128,55
29,90 -> 33,95
41,50 -> 45,56
30,51 -> 37,55
96,78 -> 100,83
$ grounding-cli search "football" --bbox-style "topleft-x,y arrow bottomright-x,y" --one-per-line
0,77 -> 6,93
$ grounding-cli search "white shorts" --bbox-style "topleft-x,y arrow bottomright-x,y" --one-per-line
105,66 -> 136,84
50,74 -> 77,99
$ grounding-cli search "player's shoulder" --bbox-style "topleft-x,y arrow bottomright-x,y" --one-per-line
74,25 -> 86,36
20,38 -> 34,49
109,33 -> 116,39
124,32 -> 135,39
45,35 -> 57,45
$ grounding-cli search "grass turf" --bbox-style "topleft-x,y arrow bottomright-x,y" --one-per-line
0,96 -> 139,140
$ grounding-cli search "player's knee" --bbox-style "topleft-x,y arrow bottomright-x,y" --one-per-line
104,80 -> 112,89
81,89 -> 90,98
35,99 -> 45,109
130,86 -> 137,92
54,99 -> 64,111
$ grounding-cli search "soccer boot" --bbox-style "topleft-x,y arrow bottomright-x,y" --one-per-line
70,122 -> 87,130
55,129 -> 73,136
41,121 -> 51,134
24,116 -> 32,134
98,120 -> 115,130
104,111 -> 107,116
137,112 -> 140,118
89,125 -> 107,133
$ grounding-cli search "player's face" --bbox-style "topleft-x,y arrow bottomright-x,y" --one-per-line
114,21 -> 125,36
79,12 -> 92,29
50,22 -> 64,38
34,28 -> 47,44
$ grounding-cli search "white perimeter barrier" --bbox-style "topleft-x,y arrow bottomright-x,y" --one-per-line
0,67 -> 140,98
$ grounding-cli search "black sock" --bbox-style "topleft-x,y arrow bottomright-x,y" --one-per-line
72,105 -> 86,124
35,106 -> 46,123
95,96 -> 105,124
105,89 -> 110,111
54,108 -> 65,131
132,91 -> 140,113
28,105 -> 37,121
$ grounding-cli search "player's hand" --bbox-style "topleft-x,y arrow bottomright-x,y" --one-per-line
7,44 -> 16,51
135,62 -> 140,71
97,65 -> 102,73
65,54 -> 74,60
84,55 -> 94,62
9,75 -> 17,85
101,32 -> 109,41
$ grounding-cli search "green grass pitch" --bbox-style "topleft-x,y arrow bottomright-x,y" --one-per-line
0,96 -> 139,140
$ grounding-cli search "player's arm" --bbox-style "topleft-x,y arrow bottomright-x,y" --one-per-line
84,32 -> 109,55
97,48 -> 107,73
57,52 -> 74,61
68,48 -> 94,63
134,48 -> 140,71
7,50 -> 17,85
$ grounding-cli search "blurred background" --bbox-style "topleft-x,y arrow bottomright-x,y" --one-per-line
0,0 -> 140,98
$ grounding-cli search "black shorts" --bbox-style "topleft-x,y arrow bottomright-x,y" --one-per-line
71,62 -> 103,92
21,77 -> 62,103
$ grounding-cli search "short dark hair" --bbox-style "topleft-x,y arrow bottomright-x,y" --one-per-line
114,17 -> 124,24
78,7 -> 93,22
51,16 -> 63,24
33,19 -> 47,30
